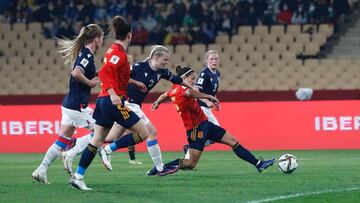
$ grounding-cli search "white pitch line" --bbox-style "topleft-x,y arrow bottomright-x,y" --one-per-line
247,186 -> 360,203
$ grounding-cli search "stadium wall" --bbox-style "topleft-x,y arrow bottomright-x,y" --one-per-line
0,100 -> 359,153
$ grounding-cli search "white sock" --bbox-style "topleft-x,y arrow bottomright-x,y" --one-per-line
74,173 -> 83,180
38,143 -> 63,173
104,144 -> 113,154
66,133 -> 93,159
184,150 -> 191,160
147,140 -> 164,171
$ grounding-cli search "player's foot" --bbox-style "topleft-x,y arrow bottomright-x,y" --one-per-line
31,169 -> 49,184
147,165 -> 179,176
256,157 -> 275,173
98,147 -> 112,171
129,159 -> 143,165
69,176 -> 92,191
183,144 -> 189,154
61,151 -> 74,176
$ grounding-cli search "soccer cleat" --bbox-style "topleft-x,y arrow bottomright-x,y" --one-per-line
31,169 -> 49,184
69,176 -> 92,191
61,151 -> 74,176
256,157 -> 276,173
98,147 -> 112,171
129,159 -> 143,165
147,165 -> 179,176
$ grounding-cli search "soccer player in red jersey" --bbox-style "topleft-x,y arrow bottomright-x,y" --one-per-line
148,66 -> 275,175
69,16 -> 174,190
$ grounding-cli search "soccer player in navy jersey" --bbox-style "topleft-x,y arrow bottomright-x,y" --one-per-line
149,66 -> 275,175
184,50 -> 221,159
31,24 -> 104,184
99,45 -> 195,175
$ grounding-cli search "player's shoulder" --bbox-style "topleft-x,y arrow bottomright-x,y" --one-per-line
106,45 -> 127,66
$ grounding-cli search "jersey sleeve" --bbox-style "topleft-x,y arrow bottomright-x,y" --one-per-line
98,51 -> 125,91
161,69 -> 183,84
195,72 -> 208,90
74,52 -> 93,73
130,63 -> 142,77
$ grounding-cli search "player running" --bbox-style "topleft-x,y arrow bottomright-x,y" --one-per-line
98,45 -> 194,175
149,65 -> 275,175
31,24 -> 104,184
69,16 -> 177,191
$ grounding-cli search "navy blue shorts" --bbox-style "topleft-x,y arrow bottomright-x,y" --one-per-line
186,120 -> 226,151
93,96 -> 140,129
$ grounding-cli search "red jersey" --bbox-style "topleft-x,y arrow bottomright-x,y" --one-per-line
98,43 -> 130,97
167,84 -> 207,130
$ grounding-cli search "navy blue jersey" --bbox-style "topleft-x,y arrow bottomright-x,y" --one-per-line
127,61 -> 183,106
195,67 -> 220,107
62,47 -> 96,111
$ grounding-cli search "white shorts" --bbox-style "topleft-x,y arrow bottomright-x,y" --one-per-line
201,106 -> 219,125
125,101 -> 150,125
61,106 -> 95,130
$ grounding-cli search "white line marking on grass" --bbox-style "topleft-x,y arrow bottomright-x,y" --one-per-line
247,186 -> 360,203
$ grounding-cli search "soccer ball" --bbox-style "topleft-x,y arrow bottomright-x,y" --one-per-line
278,154 -> 298,174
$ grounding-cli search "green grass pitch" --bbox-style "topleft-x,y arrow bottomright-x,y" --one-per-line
1,150 -> 360,203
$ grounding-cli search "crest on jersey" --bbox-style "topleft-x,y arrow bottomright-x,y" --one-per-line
80,58 -> 89,67
144,72 -> 148,77
110,55 -> 120,64
87,54 -> 92,58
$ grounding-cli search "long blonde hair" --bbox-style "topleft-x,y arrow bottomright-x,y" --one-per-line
57,24 -> 103,68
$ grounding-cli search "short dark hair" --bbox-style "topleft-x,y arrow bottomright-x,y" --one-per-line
176,65 -> 194,77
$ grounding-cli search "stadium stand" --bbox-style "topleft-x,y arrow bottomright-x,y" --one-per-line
0,0 -> 359,103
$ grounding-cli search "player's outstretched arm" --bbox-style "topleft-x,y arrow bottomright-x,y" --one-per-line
186,89 -> 219,105
152,92 -> 168,111
129,78 -> 147,92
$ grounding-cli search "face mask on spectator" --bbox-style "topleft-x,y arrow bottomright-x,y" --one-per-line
310,5 -> 315,12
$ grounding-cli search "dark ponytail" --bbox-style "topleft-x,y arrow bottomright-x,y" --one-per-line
111,15 -> 131,40
176,65 -> 194,77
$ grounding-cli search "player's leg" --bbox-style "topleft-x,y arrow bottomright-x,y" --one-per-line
145,121 -> 164,171
61,108 -> 96,175
70,124 -> 115,190
211,123 -> 274,172
32,123 -> 75,184
127,145 -> 143,164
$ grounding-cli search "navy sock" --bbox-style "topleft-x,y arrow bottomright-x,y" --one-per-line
114,133 -> 142,149
128,145 -> 136,160
164,158 -> 180,168
76,144 -> 98,176
232,142 -> 259,166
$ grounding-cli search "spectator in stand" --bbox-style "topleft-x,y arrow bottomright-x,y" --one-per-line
277,4 -> 292,24
33,2 -> 52,23
142,13 -> 158,32
57,19 -> 76,38
307,1 -> 319,23
107,0 -> 126,19
220,13 -> 232,35
149,24 -> 167,44
246,6 -> 259,27
169,26 -> 192,45
172,0 -> 187,26
291,4 -> 307,24
189,0 -> 203,26
16,0 -> 32,23
64,0 -> 79,21
131,23 -> 149,46
78,1 -> 95,22
183,13 -> 195,27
